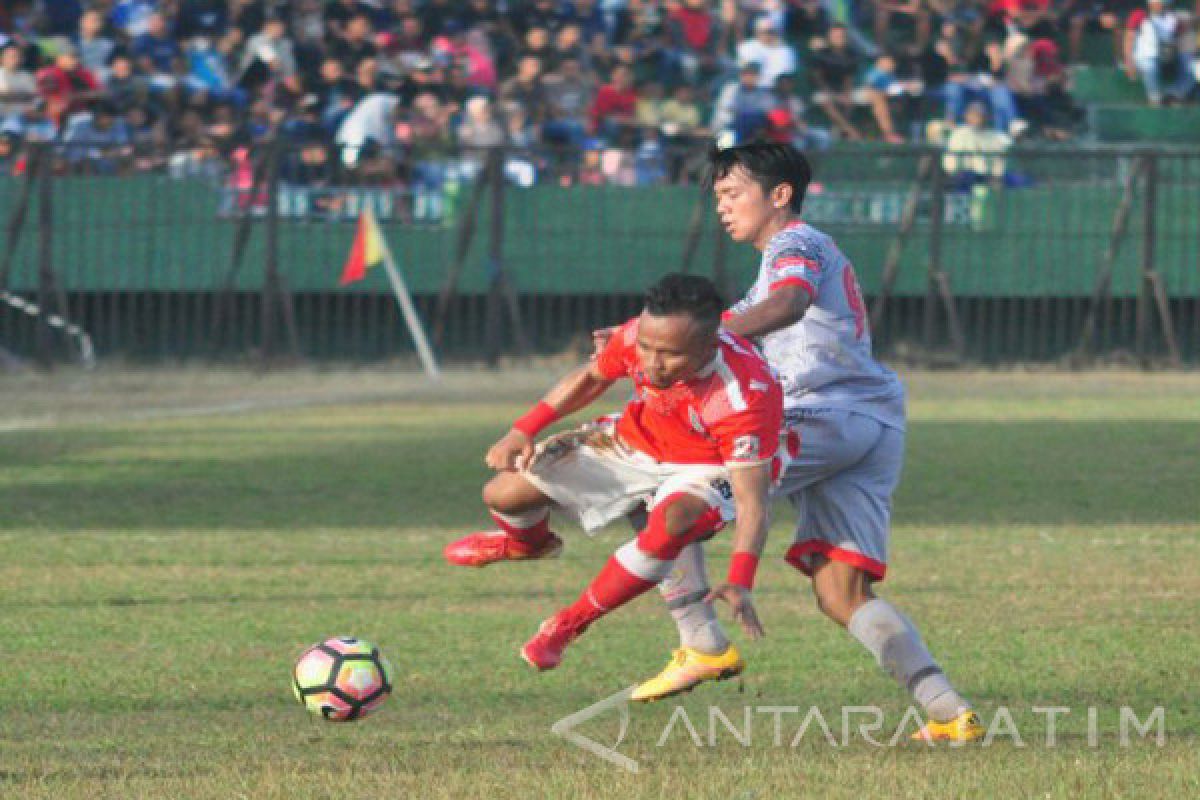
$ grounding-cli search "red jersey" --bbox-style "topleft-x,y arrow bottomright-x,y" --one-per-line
36,65 -> 100,124
594,318 -> 783,468
589,84 -> 637,132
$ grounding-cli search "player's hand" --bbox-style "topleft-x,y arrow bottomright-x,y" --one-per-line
485,429 -> 535,472
705,583 -> 765,640
591,326 -> 616,357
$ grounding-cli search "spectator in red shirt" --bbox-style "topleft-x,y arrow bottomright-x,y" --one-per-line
36,45 -> 99,127
666,0 -> 726,83
589,64 -> 638,141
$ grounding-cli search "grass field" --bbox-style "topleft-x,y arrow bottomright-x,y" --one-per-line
1,368 -> 1197,799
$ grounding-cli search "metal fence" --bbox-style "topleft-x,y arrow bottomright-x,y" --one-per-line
1,140 -> 1197,368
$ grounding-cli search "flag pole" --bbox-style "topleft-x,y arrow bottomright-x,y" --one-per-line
371,210 -> 441,378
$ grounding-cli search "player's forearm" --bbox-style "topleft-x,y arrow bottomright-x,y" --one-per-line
727,502 -> 769,589
727,464 -> 772,589
512,366 -> 612,437
722,286 -> 809,339
542,366 -> 613,416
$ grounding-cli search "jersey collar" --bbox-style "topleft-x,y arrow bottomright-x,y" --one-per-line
692,348 -> 723,381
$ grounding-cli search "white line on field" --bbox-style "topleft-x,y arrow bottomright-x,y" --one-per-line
0,390 -> 406,434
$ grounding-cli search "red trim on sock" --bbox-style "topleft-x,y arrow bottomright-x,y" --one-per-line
567,556 -> 655,626
784,540 -> 887,582
489,511 -> 549,546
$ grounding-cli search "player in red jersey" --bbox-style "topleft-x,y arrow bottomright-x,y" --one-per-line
444,274 -> 783,671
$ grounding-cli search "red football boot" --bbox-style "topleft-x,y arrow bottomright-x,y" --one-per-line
443,530 -> 563,568
520,610 -> 589,671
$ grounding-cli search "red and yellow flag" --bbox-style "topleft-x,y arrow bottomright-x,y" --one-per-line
339,208 -> 387,285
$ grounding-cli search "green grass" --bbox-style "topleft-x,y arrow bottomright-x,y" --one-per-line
0,369 -> 1197,799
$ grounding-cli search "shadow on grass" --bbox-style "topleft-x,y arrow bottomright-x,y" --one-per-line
1,419 -> 1197,531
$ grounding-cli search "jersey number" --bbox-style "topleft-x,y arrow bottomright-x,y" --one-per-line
843,263 -> 867,340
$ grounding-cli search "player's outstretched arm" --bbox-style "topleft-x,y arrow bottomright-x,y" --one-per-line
721,285 -> 810,340
706,462 -> 772,639
484,363 -> 615,472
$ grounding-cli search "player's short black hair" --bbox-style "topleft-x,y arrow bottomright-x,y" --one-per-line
643,273 -> 724,335
708,142 -> 812,213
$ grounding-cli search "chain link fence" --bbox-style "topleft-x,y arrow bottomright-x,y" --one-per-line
1,140 -> 1196,367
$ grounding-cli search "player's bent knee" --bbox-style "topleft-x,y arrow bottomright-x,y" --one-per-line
481,477 -> 505,510
481,473 -> 539,514
658,494 -> 708,537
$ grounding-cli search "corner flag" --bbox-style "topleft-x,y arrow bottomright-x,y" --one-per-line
339,207 -> 387,285
338,207 -> 441,377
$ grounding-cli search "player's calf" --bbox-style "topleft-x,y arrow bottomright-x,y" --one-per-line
810,556 -> 876,626
521,495 -> 722,671
810,559 -> 977,732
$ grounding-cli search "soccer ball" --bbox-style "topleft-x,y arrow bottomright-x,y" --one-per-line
292,637 -> 393,721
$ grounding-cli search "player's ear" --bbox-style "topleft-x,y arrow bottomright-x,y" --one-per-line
771,183 -> 792,210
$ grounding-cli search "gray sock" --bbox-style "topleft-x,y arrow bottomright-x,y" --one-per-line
848,598 -> 969,723
660,543 -> 730,655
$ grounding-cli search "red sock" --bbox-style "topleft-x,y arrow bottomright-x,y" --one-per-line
559,501 -> 723,630
563,556 -> 655,628
490,511 -> 550,547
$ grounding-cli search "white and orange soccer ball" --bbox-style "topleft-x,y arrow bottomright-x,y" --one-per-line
292,637 -> 393,721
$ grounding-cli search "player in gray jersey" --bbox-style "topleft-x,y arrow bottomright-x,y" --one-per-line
631,142 -> 983,742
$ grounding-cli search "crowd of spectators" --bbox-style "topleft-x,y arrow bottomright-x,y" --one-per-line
0,0 -> 1194,185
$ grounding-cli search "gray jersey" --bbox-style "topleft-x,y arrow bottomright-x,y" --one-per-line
730,220 -> 905,430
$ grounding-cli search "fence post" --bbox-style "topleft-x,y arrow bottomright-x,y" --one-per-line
1137,152 -> 1183,367
1136,153 -> 1156,367
433,151 -> 490,349
35,144 -> 54,368
678,187 -> 708,274
870,152 -> 932,332
484,148 -> 529,366
922,149 -> 966,360
211,144 -> 271,356
1072,152 -> 1142,365
923,152 -> 945,355
0,144 -> 42,293
260,140 -> 281,367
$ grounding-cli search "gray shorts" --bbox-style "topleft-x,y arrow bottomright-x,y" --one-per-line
774,409 -> 904,582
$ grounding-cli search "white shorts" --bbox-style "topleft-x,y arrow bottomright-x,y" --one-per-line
521,419 -> 736,534
773,409 -> 904,582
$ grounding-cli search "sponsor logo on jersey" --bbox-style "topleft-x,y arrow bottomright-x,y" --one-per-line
732,435 -> 759,460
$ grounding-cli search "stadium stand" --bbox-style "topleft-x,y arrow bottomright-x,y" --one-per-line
0,0 -> 1193,182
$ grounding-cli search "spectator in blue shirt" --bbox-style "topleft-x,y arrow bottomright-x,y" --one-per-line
63,101 -> 133,172
861,52 -> 919,143
110,0 -> 159,38
77,9 -> 116,80
132,12 -> 183,88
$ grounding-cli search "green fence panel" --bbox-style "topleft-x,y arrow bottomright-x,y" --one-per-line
2,170 -> 1197,299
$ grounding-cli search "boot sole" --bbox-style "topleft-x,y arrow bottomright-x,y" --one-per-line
633,664 -> 745,703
